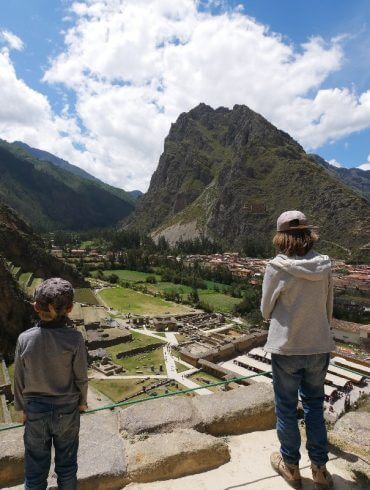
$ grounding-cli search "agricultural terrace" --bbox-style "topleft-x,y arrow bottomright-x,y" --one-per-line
97,286 -> 194,315
74,288 -> 100,305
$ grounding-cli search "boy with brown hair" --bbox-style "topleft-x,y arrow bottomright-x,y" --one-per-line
14,278 -> 88,490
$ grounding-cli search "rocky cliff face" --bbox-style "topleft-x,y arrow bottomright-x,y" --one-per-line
0,204 -> 87,358
127,104 -> 370,249
0,257 -> 31,361
0,204 -> 86,287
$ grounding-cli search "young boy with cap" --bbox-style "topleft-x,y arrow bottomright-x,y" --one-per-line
14,278 -> 88,490
261,211 -> 335,489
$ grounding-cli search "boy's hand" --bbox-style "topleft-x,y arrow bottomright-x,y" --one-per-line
79,404 -> 88,412
22,411 -> 27,424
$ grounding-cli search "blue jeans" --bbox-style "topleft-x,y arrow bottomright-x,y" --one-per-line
24,400 -> 80,490
271,353 -> 330,466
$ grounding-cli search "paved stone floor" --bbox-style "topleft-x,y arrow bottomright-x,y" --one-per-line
126,429 -> 361,490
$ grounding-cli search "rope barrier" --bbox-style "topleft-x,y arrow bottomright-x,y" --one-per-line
0,370 -> 272,433
1,360 -> 368,434
329,361 -> 370,380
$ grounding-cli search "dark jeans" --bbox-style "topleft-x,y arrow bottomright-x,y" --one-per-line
24,399 -> 80,490
271,353 -> 330,466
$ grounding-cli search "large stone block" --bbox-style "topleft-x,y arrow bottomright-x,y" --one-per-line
126,429 -> 230,483
0,425 -> 24,488
119,397 -> 200,436
49,411 -> 128,490
329,411 -> 370,464
193,383 -> 275,436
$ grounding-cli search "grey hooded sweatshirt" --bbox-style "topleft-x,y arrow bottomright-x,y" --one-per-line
261,249 -> 335,355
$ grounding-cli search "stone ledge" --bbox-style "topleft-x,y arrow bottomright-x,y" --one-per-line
328,411 -> 370,464
119,396 -> 200,436
125,429 -> 230,484
0,426 -> 24,489
193,383 -> 276,436
119,383 -> 275,438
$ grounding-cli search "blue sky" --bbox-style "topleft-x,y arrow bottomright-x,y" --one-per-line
0,0 -> 370,190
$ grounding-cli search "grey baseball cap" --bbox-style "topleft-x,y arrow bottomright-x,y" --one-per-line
277,210 -> 317,232
34,278 -> 74,312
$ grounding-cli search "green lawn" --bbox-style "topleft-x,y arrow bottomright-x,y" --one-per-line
0,399 -> 3,422
74,288 -> 100,305
198,290 -> 242,313
19,272 -> 33,287
90,378 -> 154,402
91,378 -> 190,403
0,364 -> 5,385
98,287 -> 193,315
109,347 -> 166,375
9,404 -> 22,423
27,277 -> 43,295
102,269 -> 161,283
189,370 -> 223,392
175,361 -> 190,373
106,331 -> 165,355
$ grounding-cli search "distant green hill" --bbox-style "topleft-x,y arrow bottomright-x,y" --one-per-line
0,139 -> 135,231
126,103 -> 370,251
310,154 -> 370,203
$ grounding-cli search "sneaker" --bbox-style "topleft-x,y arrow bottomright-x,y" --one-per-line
311,463 -> 334,489
270,452 -> 302,488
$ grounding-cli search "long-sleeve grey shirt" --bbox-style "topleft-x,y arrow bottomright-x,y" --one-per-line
14,319 -> 88,411
261,250 -> 335,355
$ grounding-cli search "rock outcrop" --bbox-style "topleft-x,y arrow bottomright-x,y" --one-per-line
0,258 -> 31,362
126,103 -> 370,250
0,204 -> 86,287
328,411 -> 370,464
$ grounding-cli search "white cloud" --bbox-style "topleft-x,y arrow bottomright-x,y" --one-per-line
0,29 -> 24,51
2,0 -> 370,190
358,155 -> 370,171
328,159 -> 342,168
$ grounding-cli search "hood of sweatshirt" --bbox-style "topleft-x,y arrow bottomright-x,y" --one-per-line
269,250 -> 331,281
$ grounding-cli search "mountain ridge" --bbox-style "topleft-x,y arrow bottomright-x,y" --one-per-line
0,139 -> 135,231
126,103 -> 370,250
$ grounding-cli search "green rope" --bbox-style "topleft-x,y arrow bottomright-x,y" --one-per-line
329,361 -> 370,380
0,370 -> 272,433
1,360 -> 368,434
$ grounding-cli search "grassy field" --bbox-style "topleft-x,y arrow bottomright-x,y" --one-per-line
74,288 -> 100,305
91,378 -> 190,403
102,269 -> 161,283
18,272 -> 33,287
0,364 -> 5,385
175,361 -> 190,373
0,399 -> 3,422
106,331 -> 165,355
27,277 -> 43,295
90,378 -> 154,402
109,348 -> 166,375
9,404 -> 22,423
146,282 -> 241,313
189,370 -> 223,392
198,290 -> 242,313
98,287 -> 193,315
